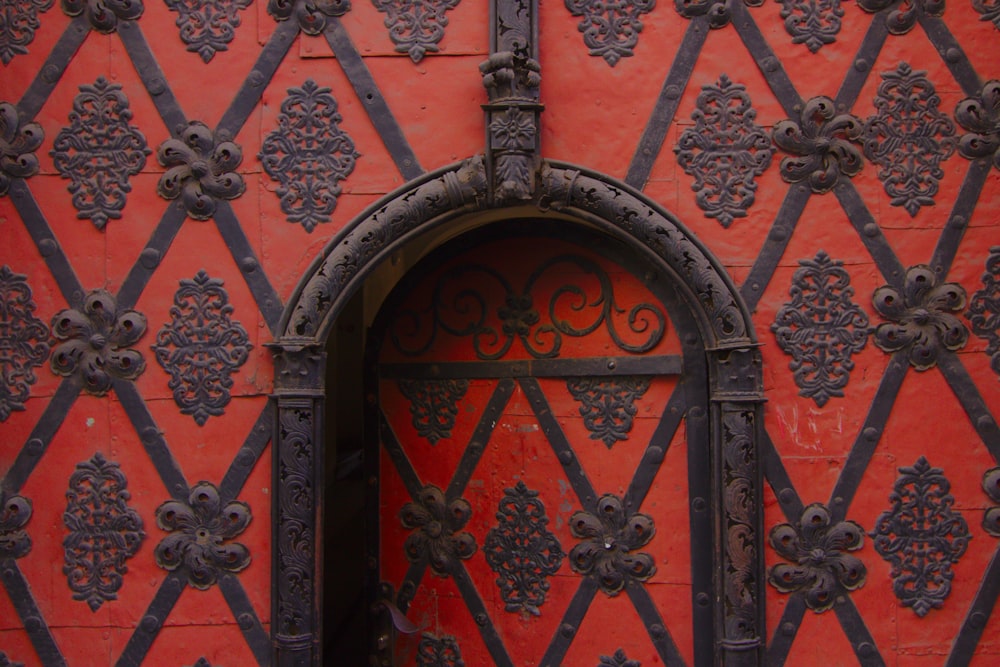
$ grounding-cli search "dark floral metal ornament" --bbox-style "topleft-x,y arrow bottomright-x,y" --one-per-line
0,266 -> 50,421
675,75 -> 773,228
982,466 -> 1000,537
599,649 -> 641,667
771,252 -> 871,407
0,0 -> 53,64
266,0 -> 349,35
973,0 -> 1000,29
674,0 -> 763,29
400,485 -> 477,577
397,378 -> 469,444
61,0 -> 143,32
955,80 -> 1000,171
776,0 -> 842,53
872,265 -> 968,370
51,77 -> 150,230
566,376 -> 651,448
857,0 -> 944,35
50,290 -> 147,396
568,493 -> 655,595
154,482 -> 252,589
484,481 -> 564,615
0,491 -> 32,559
153,271 -> 252,426
416,633 -> 464,667
564,0 -> 655,66
63,452 -> 145,611
767,503 -> 866,612
773,96 -> 864,193
967,247 -> 1000,378
0,102 -> 42,196
372,0 -> 460,63
165,0 -> 252,62
871,457 -> 971,616
156,121 -> 245,220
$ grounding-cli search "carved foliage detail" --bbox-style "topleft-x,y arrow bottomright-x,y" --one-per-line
61,0 -> 143,32
721,409 -> 758,639
967,247 -> 1000,378
599,649 -> 641,667
564,0 -> 655,66
417,633 -> 464,667
484,481 -> 564,615
63,452 -> 145,611
973,0 -> 1000,29
157,121 -> 245,220
260,80 -> 359,233
777,0 -> 842,52
372,0 -> 460,62
675,75 -> 773,228
771,251 -> 871,407
674,0 -> 763,28
0,102 -> 43,196
0,491 -> 32,559
773,96 -> 863,193
397,378 -> 468,444
0,0 -> 53,64
872,457 -> 971,616
165,0 -> 252,62
566,376 -> 650,448
51,77 -> 150,230
400,485 -> 476,577
857,0 -> 944,35
982,466 -> 1000,537
862,63 -> 956,217
0,266 -> 49,421
568,493 -> 655,595
955,80 -> 1000,171
266,0 -> 349,35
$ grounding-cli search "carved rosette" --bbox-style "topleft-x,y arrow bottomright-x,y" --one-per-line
973,0 -> 1000,29
372,0 -> 460,62
872,265 -> 968,370
773,96 -> 864,193
0,491 -> 32,559
416,633 -> 464,667
0,102 -> 42,196
50,290 -> 147,396
154,482 -> 252,589
164,0 -> 252,62
566,376 -> 651,448
63,452 -> 145,611
153,271 -> 252,425
776,0 -> 842,53
968,247 -> 1000,378
771,252 -> 871,407
955,80 -> 1000,171
862,63 -> 956,217
484,481 -> 564,615
400,485 -> 476,576
61,0 -> 144,32
266,0 -> 349,35
983,466 -> 1000,537
568,493 -> 655,595
599,649 -> 641,667
0,0 -> 54,64
157,121 -> 245,220
675,75 -> 774,228
564,0 -> 655,66
857,0 -> 944,35
260,80 -> 359,233
0,266 -> 50,421
767,503 -> 866,612
871,457 -> 971,616
397,378 -> 468,444
674,0 -> 763,29
51,77 -> 150,230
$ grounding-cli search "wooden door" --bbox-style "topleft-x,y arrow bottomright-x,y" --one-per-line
367,223 -> 713,666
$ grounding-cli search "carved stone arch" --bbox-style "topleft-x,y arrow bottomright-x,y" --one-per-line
270,156 -> 764,667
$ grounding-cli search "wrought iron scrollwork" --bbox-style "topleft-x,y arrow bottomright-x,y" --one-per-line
372,0 -> 460,62
417,633 -> 464,667
568,493 -> 655,595
566,376 -> 650,448
165,0 -> 252,62
0,491 -> 32,559
776,0 -> 842,53
973,0 -> 1000,29
0,266 -> 49,421
266,0 -> 349,35
967,247 -> 1000,378
955,79 -> 1000,171
400,485 -> 477,577
599,649 -> 641,667
156,121 -> 245,220
674,0 -> 763,28
857,0 -> 944,35
60,0 -> 143,32
0,102 -> 42,196
773,96 -> 864,193
564,0 -> 655,66
0,0 -> 53,64
397,378 -> 468,444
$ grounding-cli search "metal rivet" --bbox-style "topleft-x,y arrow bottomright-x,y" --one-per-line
148,78 -> 165,96
665,85 -> 680,100
689,406 -> 704,419
978,415 -> 994,429
782,622 -> 796,636
778,488 -> 795,504
970,611 -> 987,628
651,623 -> 665,638
475,613 -> 488,627
42,65 -> 62,83
139,248 -> 161,269
25,616 -> 41,632
237,447 -> 255,466
949,215 -> 965,228
863,223 -> 879,237
857,642 -> 874,657
141,615 -> 160,632
26,438 -> 44,454
833,496 -> 844,505
647,446 -> 664,464
863,427 -> 879,441
141,427 -> 161,444
559,450 -> 574,465
769,227 -> 787,241
607,360 -> 616,370
854,59 -> 869,72
692,497 -> 707,511
560,623 -> 575,637
696,592 -> 710,606
249,71 -> 265,87
38,238 -> 56,258
241,257 -> 258,273
946,48 -> 961,63
238,613 -> 254,629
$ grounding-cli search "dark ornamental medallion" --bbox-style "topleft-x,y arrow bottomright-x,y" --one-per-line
371,0 -> 460,63
0,266 -> 50,421
568,493 -> 655,595
771,252 -> 871,407
872,265 -> 968,371
400,485 -> 476,577
484,481 -> 564,615
857,0 -> 944,35
955,79 -> 1000,171
397,378 -> 469,444
0,491 -> 32,559
157,121 -> 245,220
767,503 -> 866,612
63,452 -> 145,611
566,376 -> 651,448
416,633 -> 464,667
871,456 -> 971,617
0,0 -> 53,64
773,96 -> 863,193
564,0 -> 655,66
776,0 -> 842,53
675,75 -> 773,228
0,101 -> 42,196
967,247 -> 1000,378
599,649 -> 642,667
973,0 -> 1000,29
152,271 -> 252,426
51,77 -> 150,230
165,0 -> 252,62
266,0 -> 349,35
154,482 -> 252,589
50,290 -> 147,396
982,466 -> 1000,537
674,0 -> 763,29
862,63 -> 956,217
260,80 -> 360,233
489,109 -> 535,150
61,0 -> 143,32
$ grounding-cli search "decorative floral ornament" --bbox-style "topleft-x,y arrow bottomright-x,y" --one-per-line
400,485 -> 476,577
61,0 -> 144,33
154,482 -> 252,589
973,0 -> 1000,30
767,503 -> 866,612
0,491 -> 32,559
857,0 -> 944,35
266,0 -> 349,35
773,96 -> 864,193
568,493 -> 655,595
955,80 -> 1000,171
0,102 -> 43,196
872,265 -> 967,370
674,0 -> 764,29
50,290 -> 147,396
157,121 -> 245,220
